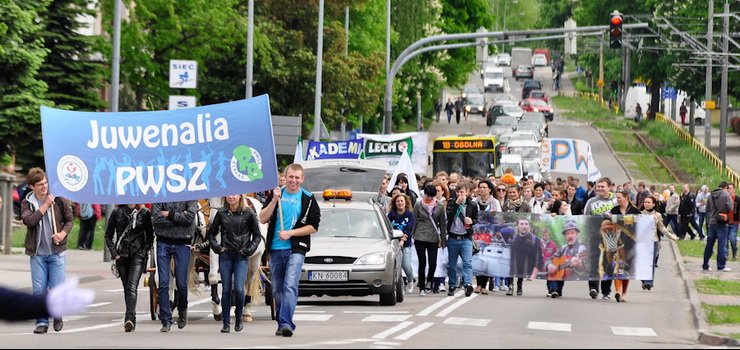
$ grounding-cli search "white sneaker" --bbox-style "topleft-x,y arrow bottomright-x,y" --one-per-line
419,289 -> 426,296
439,285 -> 447,292
500,285 -> 508,292
722,267 -> 732,272
407,283 -> 414,294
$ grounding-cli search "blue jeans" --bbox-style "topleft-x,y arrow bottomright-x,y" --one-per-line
703,224 -> 729,270
696,212 -> 707,238
446,238 -> 472,288
156,242 -> 191,324
219,252 -> 248,326
31,253 -> 66,326
728,224 -> 738,259
270,249 -> 305,332
402,246 -> 415,284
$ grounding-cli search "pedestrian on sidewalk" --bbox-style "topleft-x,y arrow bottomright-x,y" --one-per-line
727,184 -> 739,261
680,101 -> 688,125
454,97 -> 463,124
20,167 -> 74,334
76,203 -> 101,250
583,177 -> 617,300
695,185 -> 710,240
702,182 -> 733,272
105,204 -> 154,332
445,98 -> 454,124
152,200 -> 199,332
445,181 -> 477,297
641,195 -> 679,291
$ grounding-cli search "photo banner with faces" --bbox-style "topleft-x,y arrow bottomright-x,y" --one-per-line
469,213 -> 654,280
40,95 -> 278,204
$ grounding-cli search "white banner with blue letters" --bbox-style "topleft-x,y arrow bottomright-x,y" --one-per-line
41,95 -> 278,204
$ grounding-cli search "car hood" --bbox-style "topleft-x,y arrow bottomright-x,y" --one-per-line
307,237 -> 390,258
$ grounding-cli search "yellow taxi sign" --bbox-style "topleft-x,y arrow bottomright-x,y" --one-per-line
703,100 -> 716,110
322,189 -> 353,201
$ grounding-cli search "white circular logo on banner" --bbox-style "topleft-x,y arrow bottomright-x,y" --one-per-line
57,155 -> 88,192
230,145 -> 264,182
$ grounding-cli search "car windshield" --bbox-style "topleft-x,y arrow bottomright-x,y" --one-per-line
496,162 -> 522,177
314,208 -> 386,239
303,166 -> 386,192
531,92 -> 545,98
508,146 -> 540,159
509,134 -> 536,143
486,72 -> 504,79
467,95 -> 485,105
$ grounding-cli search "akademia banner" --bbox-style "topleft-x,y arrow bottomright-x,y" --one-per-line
470,213 -> 654,281
41,95 -> 278,204
305,139 -> 364,160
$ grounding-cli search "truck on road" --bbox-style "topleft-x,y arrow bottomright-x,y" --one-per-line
510,47 -> 533,73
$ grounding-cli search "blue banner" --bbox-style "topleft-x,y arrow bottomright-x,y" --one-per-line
41,95 -> 278,204
305,139 -> 363,160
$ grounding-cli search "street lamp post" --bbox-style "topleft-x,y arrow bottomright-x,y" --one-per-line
313,0 -> 325,141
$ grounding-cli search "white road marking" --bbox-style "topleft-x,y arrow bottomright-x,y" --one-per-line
443,317 -> 491,327
394,322 -> 434,340
295,310 -> 326,313
344,310 -> 409,314
362,315 -> 413,322
87,302 -> 112,308
372,321 -> 414,339
60,322 -> 120,333
188,297 -> 214,308
293,314 -> 333,321
373,342 -> 401,346
527,321 -> 572,332
103,288 -> 147,293
435,293 -> 478,317
416,296 -> 455,316
611,326 -> 657,337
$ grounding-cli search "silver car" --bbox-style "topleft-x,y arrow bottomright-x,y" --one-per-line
299,160 -> 405,306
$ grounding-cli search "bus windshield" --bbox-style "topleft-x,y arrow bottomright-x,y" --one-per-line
434,152 -> 493,178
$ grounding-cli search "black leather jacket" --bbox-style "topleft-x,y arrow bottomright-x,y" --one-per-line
208,207 -> 262,257
105,206 -> 154,259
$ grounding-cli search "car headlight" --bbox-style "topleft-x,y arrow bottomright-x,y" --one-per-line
355,252 -> 386,265
465,106 -> 471,112
533,108 -> 539,112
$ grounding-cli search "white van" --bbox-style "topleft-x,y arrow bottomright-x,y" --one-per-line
624,86 -> 651,120
495,154 -> 524,178
673,91 -> 706,125
483,66 -> 505,92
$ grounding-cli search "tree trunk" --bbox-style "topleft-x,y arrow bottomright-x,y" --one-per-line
649,83 -> 661,120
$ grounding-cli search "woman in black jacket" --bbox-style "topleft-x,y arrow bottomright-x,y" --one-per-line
208,194 -> 262,333
105,204 -> 154,332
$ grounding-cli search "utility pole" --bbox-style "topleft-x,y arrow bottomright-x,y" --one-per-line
340,6 -> 348,140
719,0 -> 729,168
599,31 -> 604,102
705,0 -> 714,148
313,0 -> 324,141
383,0 -> 391,134
246,0 -> 254,99
105,0 -> 122,263
624,47 -> 631,112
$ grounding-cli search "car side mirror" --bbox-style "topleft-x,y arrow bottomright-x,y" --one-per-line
392,229 -> 404,240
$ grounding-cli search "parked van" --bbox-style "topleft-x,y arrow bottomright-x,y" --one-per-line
483,66 -> 505,92
673,90 -> 706,125
624,86 -> 651,120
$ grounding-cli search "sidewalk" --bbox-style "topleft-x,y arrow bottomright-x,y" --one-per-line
560,70 -> 740,346
0,248 -> 113,293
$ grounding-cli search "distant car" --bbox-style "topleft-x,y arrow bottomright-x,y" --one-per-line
514,64 -> 534,80
497,53 -> 511,66
529,90 -> 549,104
521,80 -> 543,99
486,104 -> 524,126
532,54 -> 548,67
461,84 -> 481,100
490,93 -> 517,106
520,112 -> 549,135
506,140 -> 542,162
299,160 -> 405,306
519,99 -> 554,121
496,154 -> 524,178
523,159 -> 544,182
508,130 -> 539,144
464,93 -> 486,115
488,125 -> 514,136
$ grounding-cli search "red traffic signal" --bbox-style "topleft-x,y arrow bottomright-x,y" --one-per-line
609,12 -> 623,49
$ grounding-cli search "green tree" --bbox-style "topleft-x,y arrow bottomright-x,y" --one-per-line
38,0 -> 106,112
0,0 -> 52,169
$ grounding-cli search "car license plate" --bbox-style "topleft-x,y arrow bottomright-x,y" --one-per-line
309,271 -> 348,281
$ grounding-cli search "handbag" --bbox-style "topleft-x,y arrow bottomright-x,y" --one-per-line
472,239 -> 481,255
111,260 -> 120,278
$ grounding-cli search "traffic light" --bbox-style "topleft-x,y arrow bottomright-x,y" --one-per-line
610,12 -> 623,49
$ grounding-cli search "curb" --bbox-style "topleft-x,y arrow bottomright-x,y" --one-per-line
669,238 -> 740,347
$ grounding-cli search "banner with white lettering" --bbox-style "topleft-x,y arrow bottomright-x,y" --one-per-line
305,139 -> 363,161
358,132 -> 428,174
540,138 -> 602,181
470,213 -> 653,280
41,95 -> 278,204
